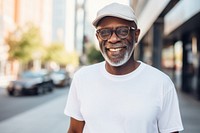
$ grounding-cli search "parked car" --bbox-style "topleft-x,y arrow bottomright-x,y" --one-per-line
50,70 -> 71,87
7,70 -> 54,96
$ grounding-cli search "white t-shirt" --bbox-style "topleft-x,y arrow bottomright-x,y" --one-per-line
64,61 -> 183,133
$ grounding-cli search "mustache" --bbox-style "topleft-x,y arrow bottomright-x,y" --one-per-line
107,43 -> 125,48
100,39 -> 133,49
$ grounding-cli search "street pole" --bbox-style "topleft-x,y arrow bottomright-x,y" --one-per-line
74,0 -> 77,50
82,0 -> 86,54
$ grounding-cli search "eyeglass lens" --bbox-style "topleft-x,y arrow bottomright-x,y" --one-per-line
97,26 -> 133,40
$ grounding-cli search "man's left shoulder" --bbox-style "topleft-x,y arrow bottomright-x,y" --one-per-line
142,62 -> 173,83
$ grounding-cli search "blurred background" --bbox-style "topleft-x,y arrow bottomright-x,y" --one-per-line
0,0 -> 200,133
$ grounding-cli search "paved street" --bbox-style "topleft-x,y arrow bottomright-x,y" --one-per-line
0,88 -> 70,133
0,87 -> 68,121
0,87 -> 200,133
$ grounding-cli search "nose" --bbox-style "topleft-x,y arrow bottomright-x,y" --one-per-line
108,32 -> 121,43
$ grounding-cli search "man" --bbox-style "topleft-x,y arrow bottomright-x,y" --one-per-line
64,3 -> 183,133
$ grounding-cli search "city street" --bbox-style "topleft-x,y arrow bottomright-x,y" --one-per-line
0,86 -> 200,133
0,86 -> 70,133
0,87 -> 68,122
0,0 -> 200,133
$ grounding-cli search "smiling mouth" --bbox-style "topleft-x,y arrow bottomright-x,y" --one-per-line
106,46 -> 126,52
108,48 -> 123,52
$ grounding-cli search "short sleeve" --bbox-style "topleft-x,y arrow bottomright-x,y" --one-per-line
64,74 -> 84,121
158,85 -> 184,133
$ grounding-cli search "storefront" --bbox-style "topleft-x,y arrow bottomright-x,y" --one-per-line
133,0 -> 200,99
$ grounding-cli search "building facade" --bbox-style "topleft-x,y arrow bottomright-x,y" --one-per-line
131,0 -> 200,99
0,0 -> 17,79
0,0 -> 52,85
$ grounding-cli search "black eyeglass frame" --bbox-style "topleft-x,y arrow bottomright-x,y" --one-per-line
96,26 -> 136,41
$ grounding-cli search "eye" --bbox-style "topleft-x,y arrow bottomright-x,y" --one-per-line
117,27 -> 129,36
100,29 -> 111,37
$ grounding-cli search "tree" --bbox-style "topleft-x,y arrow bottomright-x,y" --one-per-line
86,44 -> 104,64
43,42 -> 79,67
5,23 -> 43,64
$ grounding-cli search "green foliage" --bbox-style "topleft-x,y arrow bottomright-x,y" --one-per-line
86,45 -> 104,64
43,43 -> 79,67
5,23 -> 80,69
5,23 -> 43,63
43,42 -> 67,64
66,51 -> 79,67
5,31 -> 20,60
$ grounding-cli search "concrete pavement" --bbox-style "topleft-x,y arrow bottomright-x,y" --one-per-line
0,89 -> 70,133
178,91 -> 200,133
0,88 -> 200,133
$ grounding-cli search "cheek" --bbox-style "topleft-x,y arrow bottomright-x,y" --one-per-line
128,34 -> 135,43
124,38 -> 133,48
99,41 -> 106,51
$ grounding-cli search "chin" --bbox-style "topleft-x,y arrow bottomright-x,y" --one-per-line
104,54 -> 130,67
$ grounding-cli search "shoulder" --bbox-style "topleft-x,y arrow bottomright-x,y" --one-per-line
73,61 -> 104,78
140,61 -> 174,88
140,62 -> 177,102
142,62 -> 171,79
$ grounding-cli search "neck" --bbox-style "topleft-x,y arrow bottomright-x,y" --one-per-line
105,59 -> 140,75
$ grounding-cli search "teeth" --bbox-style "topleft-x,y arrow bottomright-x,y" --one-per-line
109,48 -> 122,52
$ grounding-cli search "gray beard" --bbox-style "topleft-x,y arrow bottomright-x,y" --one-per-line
100,41 -> 135,67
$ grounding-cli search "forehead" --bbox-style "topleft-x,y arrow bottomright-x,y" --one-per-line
97,16 -> 135,28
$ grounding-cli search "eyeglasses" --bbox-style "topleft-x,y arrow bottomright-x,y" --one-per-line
96,26 -> 135,41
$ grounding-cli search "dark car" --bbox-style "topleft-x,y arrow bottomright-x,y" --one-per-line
7,70 -> 54,96
50,70 -> 71,87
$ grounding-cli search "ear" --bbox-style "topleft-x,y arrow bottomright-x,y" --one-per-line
134,29 -> 140,43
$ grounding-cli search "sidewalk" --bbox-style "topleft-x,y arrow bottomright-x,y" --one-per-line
0,89 -> 199,133
178,91 -> 200,133
0,93 -> 70,133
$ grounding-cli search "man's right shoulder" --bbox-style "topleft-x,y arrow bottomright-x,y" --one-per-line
74,61 -> 104,77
